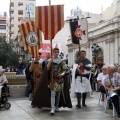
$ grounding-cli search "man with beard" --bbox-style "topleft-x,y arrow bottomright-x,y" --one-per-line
71,50 -> 92,108
31,48 -> 72,115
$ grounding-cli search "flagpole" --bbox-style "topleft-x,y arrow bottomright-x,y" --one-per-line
49,0 -> 54,86
49,0 -> 51,5
77,13 -> 82,83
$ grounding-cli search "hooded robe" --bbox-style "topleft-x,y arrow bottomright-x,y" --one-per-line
31,58 -> 72,108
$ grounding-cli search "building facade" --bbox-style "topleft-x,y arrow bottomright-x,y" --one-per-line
67,0 -> 120,67
0,12 -> 9,42
102,0 -> 120,21
9,0 -> 36,42
9,0 -> 36,59
52,11 -> 101,60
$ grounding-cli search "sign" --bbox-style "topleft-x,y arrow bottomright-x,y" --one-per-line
40,43 -> 60,59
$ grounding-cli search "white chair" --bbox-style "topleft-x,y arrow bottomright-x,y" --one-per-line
98,92 -> 107,111
98,92 -> 116,116
104,96 -> 116,117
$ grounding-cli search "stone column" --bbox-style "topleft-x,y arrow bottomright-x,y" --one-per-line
109,39 -> 114,64
103,41 -> 107,64
105,40 -> 110,65
114,36 -> 119,64
118,34 -> 120,64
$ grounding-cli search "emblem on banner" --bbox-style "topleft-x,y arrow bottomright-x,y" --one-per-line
26,32 -> 38,46
73,25 -> 86,40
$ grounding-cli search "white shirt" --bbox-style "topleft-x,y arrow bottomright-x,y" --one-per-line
104,72 -> 120,87
0,75 -> 8,84
97,73 -> 107,84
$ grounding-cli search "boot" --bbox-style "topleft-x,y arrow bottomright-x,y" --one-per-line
76,93 -> 81,108
82,93 -> 87,107
49,91 -> 55,115
55,107 -> 59,112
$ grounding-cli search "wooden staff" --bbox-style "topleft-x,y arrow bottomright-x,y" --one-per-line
77,16 -> 82,83
49,0 -> 54,86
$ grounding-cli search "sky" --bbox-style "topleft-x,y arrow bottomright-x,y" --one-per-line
0,0 -> 113,18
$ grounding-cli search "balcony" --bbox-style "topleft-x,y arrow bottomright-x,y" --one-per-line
11,20 -> 14,24
10,6 -> 14,10
11,28 -> 14,32
18,6 -> 24,9
10,13 -> 14,17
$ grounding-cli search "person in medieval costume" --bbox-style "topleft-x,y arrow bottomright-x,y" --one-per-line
29,51 -> 42,96
71,50 -> 92,108
31,48 -> 72,115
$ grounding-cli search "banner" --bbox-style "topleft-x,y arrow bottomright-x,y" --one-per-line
20,21 -> 42,58
35,5 -> 64,40
69,19 -> 88,45
40,43 -> 61,59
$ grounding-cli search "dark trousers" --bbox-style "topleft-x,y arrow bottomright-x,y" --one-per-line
111,95 -> 119,112
26,80 -> 31,97
99,86 -> 106,93
76,92 -> 87,105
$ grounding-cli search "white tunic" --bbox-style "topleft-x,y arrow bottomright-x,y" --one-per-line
71,64 -> 92,97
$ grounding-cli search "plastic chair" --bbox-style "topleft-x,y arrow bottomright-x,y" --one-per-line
104,97 -> 115,117
98,92 -> 115,116
98,92 -> 107,110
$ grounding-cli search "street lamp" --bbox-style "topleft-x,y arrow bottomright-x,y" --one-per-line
91,43 -> 100,64
59,52 -> 64,59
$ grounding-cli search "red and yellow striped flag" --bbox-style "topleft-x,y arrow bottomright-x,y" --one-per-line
35,5 -> 64,40
19,21 -> 42,58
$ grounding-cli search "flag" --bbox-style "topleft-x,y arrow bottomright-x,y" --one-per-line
69,19 -> 88,45
19,21 -> 42,58
35,5 -> 64,40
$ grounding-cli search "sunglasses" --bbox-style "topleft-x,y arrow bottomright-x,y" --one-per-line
102,69 -> 106,70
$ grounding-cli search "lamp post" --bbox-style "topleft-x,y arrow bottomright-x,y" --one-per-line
59,52 -> 64,59
91,43 -> 100,64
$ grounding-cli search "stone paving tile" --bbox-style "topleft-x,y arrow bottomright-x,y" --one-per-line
0,92 -> 120,120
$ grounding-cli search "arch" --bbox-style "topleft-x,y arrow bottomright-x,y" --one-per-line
95,48 -> 104,68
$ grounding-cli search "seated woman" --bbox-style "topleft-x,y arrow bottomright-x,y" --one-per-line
97,66 -> 108,101
104,65 -> 120,118
0,69 -> 8,97
0,69 -> 8,85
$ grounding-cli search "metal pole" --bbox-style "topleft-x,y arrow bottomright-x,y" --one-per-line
48,0 -> 54,86
76,6 -> 82,83
28,12 -> 30,21
49,0 -> 51,5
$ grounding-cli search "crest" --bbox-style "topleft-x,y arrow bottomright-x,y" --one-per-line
73,25 -> 86,40
26,32 -> 38,46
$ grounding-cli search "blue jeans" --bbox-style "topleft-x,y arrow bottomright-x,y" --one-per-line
18,69 -> 23,75
26,81 -> 31,97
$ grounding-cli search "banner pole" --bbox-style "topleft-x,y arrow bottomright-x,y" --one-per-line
77,16 -> 82,83
49,0 -> 54,86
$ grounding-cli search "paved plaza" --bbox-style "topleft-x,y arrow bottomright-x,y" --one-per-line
0,92 -> 119,120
